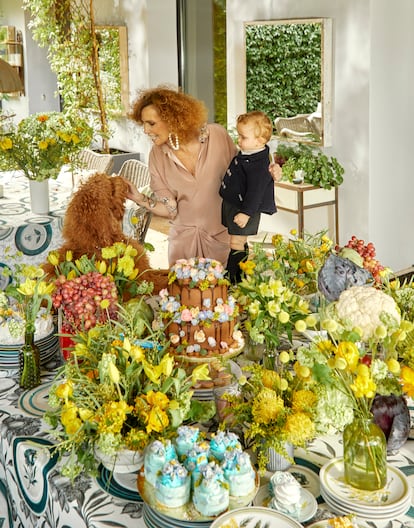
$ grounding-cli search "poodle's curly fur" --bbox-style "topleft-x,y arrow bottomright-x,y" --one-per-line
42,173 -> 168,293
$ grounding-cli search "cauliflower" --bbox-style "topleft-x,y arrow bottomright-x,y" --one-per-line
336,286 -> 401,341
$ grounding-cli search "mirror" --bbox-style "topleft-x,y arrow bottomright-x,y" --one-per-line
244,18 -> 332,146
96,26 -> 129,115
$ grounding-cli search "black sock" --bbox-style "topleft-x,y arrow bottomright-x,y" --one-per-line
226,248 -> 248,284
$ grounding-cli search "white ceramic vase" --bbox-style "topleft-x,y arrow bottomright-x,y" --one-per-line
94,446 -> 143,473
266,442 -> 294,472
29,179 -> 50,214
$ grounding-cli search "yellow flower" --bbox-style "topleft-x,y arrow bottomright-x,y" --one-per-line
146,390 -> 170,410
65,250 -> 73,262
159,354 -> 175,377
108,362 -> 120,384
55,381 -> 73,401
38,140 -> 49,150
401,365 -> 414,397
239,260 -> 256,275
129,344 -> 145,362
262,369 -> 281,389
278,310 -> 289,323
0,136 -> 13,149
101,246 -> 117,259
336,341 -> 360,372
191,363 -> 211,384
47,251 -> 60,266
350,364 -> 376,398
295,320 -> 307,333
284,412 -> 315,445
292,389 -> 317,412
146,406 -> 169,434
252,388 -> 284,424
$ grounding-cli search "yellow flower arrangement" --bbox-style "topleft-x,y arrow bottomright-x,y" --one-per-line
223,350 -> 319,473
45,314 -> 213,481
0,111 -> 93,181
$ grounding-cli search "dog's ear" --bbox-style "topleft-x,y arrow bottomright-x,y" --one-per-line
110,176 -> 129,221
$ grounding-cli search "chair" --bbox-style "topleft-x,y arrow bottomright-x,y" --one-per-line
119,159 -> 153,244
274,115 -> 317,141
78,148 -> 114,174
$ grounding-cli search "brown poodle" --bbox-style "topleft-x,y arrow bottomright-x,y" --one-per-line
43,173 -> 168,294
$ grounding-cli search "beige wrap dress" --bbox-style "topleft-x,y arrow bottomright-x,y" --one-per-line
149,123 -> 238,266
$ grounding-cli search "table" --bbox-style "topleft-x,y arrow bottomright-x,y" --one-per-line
0,171 -> 71,280
0,170 -> 140,287
1,361 -> 414,528
275,181 -> 339,244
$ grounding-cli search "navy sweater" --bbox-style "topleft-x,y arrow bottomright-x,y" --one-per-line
219,145 -> 276,217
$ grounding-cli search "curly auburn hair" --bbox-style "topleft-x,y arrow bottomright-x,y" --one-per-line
129,85 -> 208,144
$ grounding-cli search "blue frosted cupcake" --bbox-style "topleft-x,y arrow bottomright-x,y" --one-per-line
221,447 -> 256,497
175,425 -> 200,458
155,459 -> 190,508
144,439 -> 177,487
193,461 -> 229,517
209,431 -> 241,461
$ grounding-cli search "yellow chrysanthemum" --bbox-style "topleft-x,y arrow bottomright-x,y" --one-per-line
239,260 -> 256,275
284,412 -> 315,445
252,388 -> 284,424
292,389 -> 317,413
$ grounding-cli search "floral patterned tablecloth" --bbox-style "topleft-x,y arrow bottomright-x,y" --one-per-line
0,170 -> 138,285
1,362 -> 414,528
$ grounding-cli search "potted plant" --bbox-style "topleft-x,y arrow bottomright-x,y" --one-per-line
0,111 -> 93,213
274,142 -> 344,190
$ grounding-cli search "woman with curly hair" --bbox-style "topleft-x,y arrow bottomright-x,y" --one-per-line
125,85 -> 238,266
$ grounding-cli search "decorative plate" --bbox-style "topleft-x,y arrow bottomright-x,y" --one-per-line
253,485 -> 317,523
15,222 -> 52,255
137,467 -> 259,522
210,506 -> 303,528
143,503 -> 211,528
320,457 -> 411,511
96,466 -> 143,502
18,382 -> 54,417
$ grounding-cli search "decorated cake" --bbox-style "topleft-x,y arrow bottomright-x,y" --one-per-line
144,439 -> 177,487
184,440 -> 210,485
269,471 -> 302,518
175,425 -> 201,458
155,459 -> 190,508
221,448 -> 256,497
209,431 -> 241,461
193,461 -> 229,517
157,258 -> 243,358
0,293 -> 54,345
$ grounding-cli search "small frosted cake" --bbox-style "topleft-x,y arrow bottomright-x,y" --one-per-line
175,425 -> 200,458
184,440 -> 210,485
193,461 -> 230,517
144,439 -> 177,487
155,459 -> 190,508
209,431 -> 241,461
270,471 -> 302,518
221,448 -> 256,497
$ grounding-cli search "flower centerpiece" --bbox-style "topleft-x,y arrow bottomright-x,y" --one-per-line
45,313 -> 213,481
233,232 -> 329,363
0,111 -> 93,181
222,350 -> 319,473
296,285 -> 414,490
1,262 -> 55,388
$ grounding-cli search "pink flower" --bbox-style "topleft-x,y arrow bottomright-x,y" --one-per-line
181,309 -> 193,322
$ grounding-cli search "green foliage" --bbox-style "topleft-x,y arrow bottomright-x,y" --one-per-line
213,0 -> 227,126
22,0 -> 118,151
245,22 -> 321,123
275,143 -> 344,189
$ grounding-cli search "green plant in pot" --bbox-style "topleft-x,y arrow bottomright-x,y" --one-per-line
275,143 -> 344,190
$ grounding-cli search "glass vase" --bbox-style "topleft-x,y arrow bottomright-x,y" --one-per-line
343,416 -> 387,491
19,326 -> 41,390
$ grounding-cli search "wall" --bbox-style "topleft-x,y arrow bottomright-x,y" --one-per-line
227,0 -> 414,271
1,0 -> 413,270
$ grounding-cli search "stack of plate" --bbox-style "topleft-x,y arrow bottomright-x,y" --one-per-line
143,503 -> 211,528
0,331 -> 59,370
319,457 -> 411,521
192,360 -> 242,401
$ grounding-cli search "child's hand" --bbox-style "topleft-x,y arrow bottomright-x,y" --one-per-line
269,162 -> 282,182
234,213 -> 250,228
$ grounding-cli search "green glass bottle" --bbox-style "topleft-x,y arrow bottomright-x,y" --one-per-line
19,325 -> 41,390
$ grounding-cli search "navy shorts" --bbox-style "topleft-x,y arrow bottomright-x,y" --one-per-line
221,201 -> 260,235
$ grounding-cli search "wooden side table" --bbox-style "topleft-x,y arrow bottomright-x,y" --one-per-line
274,181 -> 339,244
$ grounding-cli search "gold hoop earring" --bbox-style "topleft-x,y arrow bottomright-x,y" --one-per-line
168,132 -> 180,151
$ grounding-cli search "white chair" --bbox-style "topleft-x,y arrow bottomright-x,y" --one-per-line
78,148 -> 114,174
119,159 -> 152,244
274,115 -> 316,141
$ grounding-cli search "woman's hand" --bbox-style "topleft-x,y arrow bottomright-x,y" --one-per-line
121,177 -> 146,205
269,162 -> 283,182
234,212 -> 250,228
